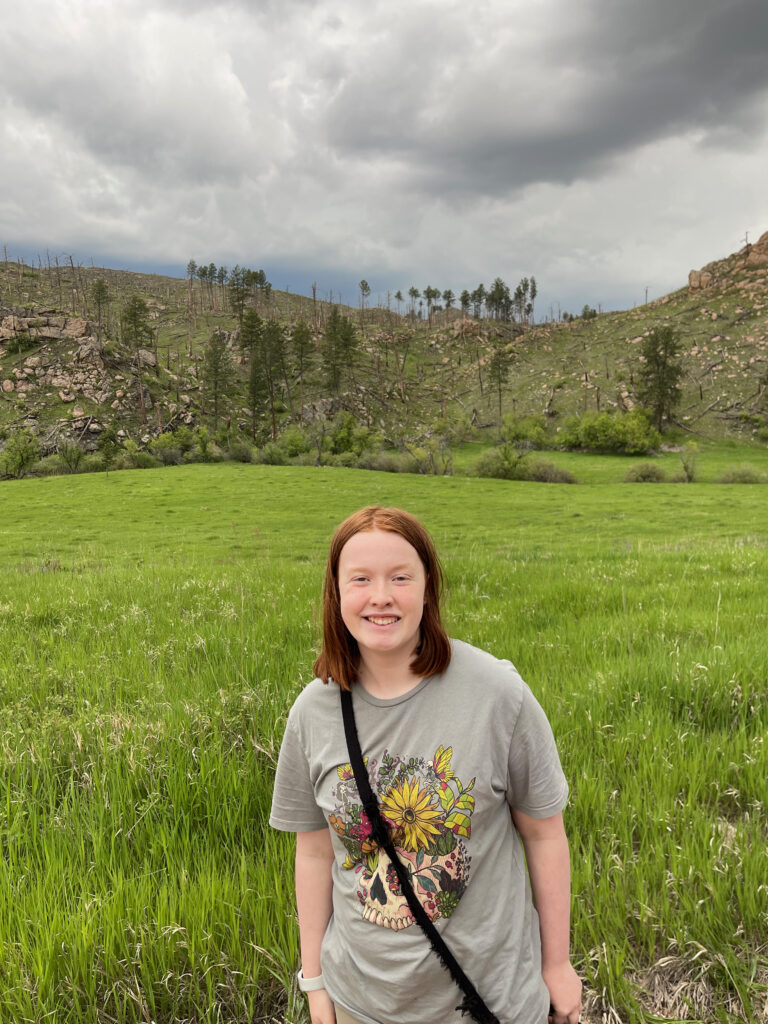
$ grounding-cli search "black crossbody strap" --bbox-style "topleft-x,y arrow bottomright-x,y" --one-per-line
340,687 -> 500,1024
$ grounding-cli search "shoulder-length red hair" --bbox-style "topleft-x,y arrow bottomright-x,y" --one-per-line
314,506 -> 451,690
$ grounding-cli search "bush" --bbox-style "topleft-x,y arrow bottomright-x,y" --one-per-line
525,459 -> 576,484
561,410 -> 661,455
173,426 -> 195,453
1,429 -> 39,479
473,446 -> 576,483
717,463 -> 765,484
356,450 -> 419,474
58,442 -> 84,473
81,453 -> 105,474
149,433 -> 183,466
227,441 -> 253,463
624,462 -> 667,482
31,454 -> 65,477
133,452 -> 159,469
326,412 -> 377,456
255,442 -> 288,466
501,414 -> 549,448
278,425 -> 312,457
679,441 -> 698,482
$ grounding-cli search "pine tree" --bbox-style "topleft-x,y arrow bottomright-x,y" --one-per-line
202,330 -> 235,429
637,325 -> 683,431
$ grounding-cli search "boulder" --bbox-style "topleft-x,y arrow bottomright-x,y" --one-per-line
59,391 -> 75,402
64,318 -> 90,339
137,348 -> 156,366
2,379 -> 15,393
75,339 -> 105,366
72,406 -> 85,418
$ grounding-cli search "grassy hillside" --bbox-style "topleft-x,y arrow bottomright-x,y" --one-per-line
1,464 -> 766,1023
1,233 -> 768,464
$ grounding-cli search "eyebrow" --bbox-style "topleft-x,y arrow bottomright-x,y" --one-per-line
344,563 -> 415,573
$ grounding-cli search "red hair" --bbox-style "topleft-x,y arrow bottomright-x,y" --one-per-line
314,506 -> 451,690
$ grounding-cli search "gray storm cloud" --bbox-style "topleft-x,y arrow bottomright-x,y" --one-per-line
1,0 -> 767,311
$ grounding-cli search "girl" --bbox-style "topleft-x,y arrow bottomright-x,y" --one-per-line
270,507 -> 582,1024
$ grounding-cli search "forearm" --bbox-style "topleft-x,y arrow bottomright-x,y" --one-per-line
523,830 -> 572,967
295,832 -> 334,977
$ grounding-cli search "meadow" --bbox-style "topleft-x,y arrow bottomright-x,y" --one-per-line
0,464 -> 766,1023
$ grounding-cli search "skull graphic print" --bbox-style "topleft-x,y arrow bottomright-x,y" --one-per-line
329,746 -> 475,928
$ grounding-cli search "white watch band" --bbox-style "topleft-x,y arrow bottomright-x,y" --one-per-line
297,968 -> 325,992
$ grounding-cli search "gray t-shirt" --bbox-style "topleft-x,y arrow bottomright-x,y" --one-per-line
270,639 -> 569,1024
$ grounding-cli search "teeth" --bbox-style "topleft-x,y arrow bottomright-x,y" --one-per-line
367,617 -> 398,625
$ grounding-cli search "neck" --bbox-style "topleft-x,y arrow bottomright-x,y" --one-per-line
358,648 -> 421,699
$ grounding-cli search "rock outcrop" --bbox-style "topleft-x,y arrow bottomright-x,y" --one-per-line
689,230 -> 768,291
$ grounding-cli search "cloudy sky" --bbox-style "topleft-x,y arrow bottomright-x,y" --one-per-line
2,0 -> 768,316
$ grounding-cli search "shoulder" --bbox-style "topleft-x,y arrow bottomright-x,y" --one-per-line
448,638 -> 526,692
288,675 -> 339,721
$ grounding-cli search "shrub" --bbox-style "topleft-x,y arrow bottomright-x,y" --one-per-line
1,429 -> 39,479
149,433 -> 183,466
227,441 -> 253,463
328,412 -> 376,456
624,462 -> 667,482
278,425 -> 312,457
473,445 -> 529,481
525,459 -> 577,484
133,452 -> 159,469
679,441 -> 698,482
255,442 -> 288,466
31,454 -> 65,477
562,410 -> 660,455
173,425 -> 195,452
81,453 -> 105,474
58,442 -> 84,473
356,450 -> 419,474
501,414 -> 549,449
717,463 -> 764,484
194,426 -> 213,462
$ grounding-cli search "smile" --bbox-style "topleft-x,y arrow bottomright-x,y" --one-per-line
365,616 -> 400,625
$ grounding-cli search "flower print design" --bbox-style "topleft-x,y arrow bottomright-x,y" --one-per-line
379,777 -> 442,852
329,744 -> 476,929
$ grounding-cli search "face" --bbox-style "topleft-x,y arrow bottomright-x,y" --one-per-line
337,529 -> 427,665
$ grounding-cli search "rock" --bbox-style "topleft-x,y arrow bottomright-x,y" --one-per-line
141,434 -> 151,444
72,406 -> 84,417
2,379 -> 14,393
64,318 -> 90,339
59,391 -> 75,402
137,348 -> 156,366
117,430 -> 126,438
24,356 -> 41,368
75,339 -> 105,366
180,393 -> 191,405
115,389 -> 124,398
111,400 -> 120,409
87,422 -> 102,433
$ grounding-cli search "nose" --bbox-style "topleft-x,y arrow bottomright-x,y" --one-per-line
369,579 -> 392,605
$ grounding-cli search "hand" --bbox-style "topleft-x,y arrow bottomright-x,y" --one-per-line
307,987 -> 336,1024
543,960 -> 582,1024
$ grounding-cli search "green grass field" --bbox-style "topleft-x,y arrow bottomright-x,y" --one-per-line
1,464 -> 766,1023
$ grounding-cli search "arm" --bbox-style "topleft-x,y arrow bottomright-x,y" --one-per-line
295,828 -> 336,1024
511,809 -> 582,1024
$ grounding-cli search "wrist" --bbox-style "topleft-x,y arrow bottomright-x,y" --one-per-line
297,968 -> 325,992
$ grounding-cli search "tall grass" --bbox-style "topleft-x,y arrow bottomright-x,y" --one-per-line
1,465 -> 766,1022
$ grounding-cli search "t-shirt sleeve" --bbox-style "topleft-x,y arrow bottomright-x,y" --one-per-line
505,682 -> 569,818
269,713 -> 328,832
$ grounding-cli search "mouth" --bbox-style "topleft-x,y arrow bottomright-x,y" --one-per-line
364,616 -> 400,626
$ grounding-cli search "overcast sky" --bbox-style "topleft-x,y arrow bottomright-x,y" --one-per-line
2,0 -> 768,316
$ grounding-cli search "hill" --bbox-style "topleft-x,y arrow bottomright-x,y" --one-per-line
1,233 -> 767,459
